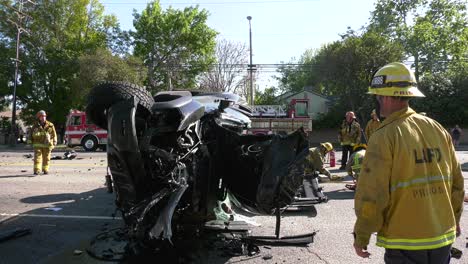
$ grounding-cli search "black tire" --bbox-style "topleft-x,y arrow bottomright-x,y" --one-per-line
82,136 -> 98,151
86,82 -> 154,129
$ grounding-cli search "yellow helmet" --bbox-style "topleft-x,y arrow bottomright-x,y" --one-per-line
353,144 -> 367,152
368,62 -> 424,97
320,142 -> 333,152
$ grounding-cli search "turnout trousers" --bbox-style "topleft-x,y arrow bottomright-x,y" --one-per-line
384,245 -> 451,264
34,147 -> 52,173
340,144 -> 353,168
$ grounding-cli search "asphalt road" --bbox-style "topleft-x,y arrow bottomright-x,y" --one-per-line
0,149 -> 467,264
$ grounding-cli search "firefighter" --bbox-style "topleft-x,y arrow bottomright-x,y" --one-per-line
344,144 -> 366,191
305,142 -> 333,180
338,111 -> 361,170
28,110 -> 57,175
364,109 -> 380,141
353,62 -> 464,263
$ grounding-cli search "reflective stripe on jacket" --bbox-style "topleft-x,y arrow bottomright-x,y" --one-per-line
30,121 -> 57,149
354,107 -> 464,250
346,149 -> 366,178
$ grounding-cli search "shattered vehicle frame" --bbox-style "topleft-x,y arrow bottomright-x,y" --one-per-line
85,82 -> 310,256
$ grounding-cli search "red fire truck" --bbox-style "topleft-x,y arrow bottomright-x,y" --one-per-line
64,110 -> 107,151
248,99 -> 312,135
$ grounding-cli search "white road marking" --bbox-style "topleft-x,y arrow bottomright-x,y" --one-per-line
0,213 -> 122,220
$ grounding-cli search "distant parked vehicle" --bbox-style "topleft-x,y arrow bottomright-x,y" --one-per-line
64,110 -> 107,151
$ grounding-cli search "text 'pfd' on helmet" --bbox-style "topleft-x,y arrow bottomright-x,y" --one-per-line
368,62 -> 425,97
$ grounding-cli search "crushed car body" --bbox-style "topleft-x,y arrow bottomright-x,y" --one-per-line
85,82 -> 310,255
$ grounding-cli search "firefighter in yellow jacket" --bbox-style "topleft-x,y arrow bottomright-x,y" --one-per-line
353,62 -> 464,263
364,109 -> 380,141
28,110 -> 57,175
345,143 -> 366,191
305,142 -> 333,179
338,111 -> 361,170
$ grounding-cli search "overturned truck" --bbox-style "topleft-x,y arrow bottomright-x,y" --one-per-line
85,82 -> 311,257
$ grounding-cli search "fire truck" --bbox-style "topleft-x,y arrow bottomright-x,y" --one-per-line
248,99 -> 312,135
64,110 -> 107,151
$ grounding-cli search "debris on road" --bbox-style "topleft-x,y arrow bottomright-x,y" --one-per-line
51,151 -> 77,160
0,228 -> 31,243
451,247 -> 462,259
23,154 -> 33,159
44,207 -> 62,212
262,253 -> 273,260
330,175 -> 344,181
73,250 -> 83,255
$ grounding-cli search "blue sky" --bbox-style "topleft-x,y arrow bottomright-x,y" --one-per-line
102,0 -> 378,89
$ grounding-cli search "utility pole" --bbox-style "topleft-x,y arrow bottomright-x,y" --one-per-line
8,0 -> 35,146
247,16 -> 254,106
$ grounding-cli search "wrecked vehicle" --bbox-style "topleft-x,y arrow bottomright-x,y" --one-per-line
85,82 -> 309,256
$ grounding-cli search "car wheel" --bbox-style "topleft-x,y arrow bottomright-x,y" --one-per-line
82,136 -> 98,151
86,82 -> 154,130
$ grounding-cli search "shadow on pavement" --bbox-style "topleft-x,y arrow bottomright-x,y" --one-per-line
0,187 -> 119,264
325,188 -> 355,200
0,174 -> 36,179
0,187 -> 246,264
461,162 -> 468,171
21,193 -> 87,204
282,206 -> 318,218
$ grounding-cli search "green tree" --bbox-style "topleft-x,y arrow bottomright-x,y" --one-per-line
369,0 -> 468,126
132,1 -> 218,93
0,0 -> 119,129
0,39 -> 14,111
313,31 -> 404,122
370,0 -> 468,80
72,48 -> 147,109
412,69 -> 468,126
277,30 -> 404,124
254,87 -> 278,105
276,49 -> 317,95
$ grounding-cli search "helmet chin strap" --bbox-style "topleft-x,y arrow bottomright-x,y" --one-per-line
374,96 -> 382,120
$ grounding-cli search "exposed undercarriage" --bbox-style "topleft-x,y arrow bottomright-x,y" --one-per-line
85,82 -> 311,259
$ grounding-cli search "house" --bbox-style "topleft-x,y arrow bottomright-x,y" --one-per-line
0,109 -> 27,144
276,87 -> 331,119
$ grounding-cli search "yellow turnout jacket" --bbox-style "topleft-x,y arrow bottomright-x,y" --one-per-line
365,119 -> 381,141
339,119 -> 361,146
346,149 -> 366,179
354,107 -> 464,250
305,147 -> 330,176
29,120 -> 57,149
